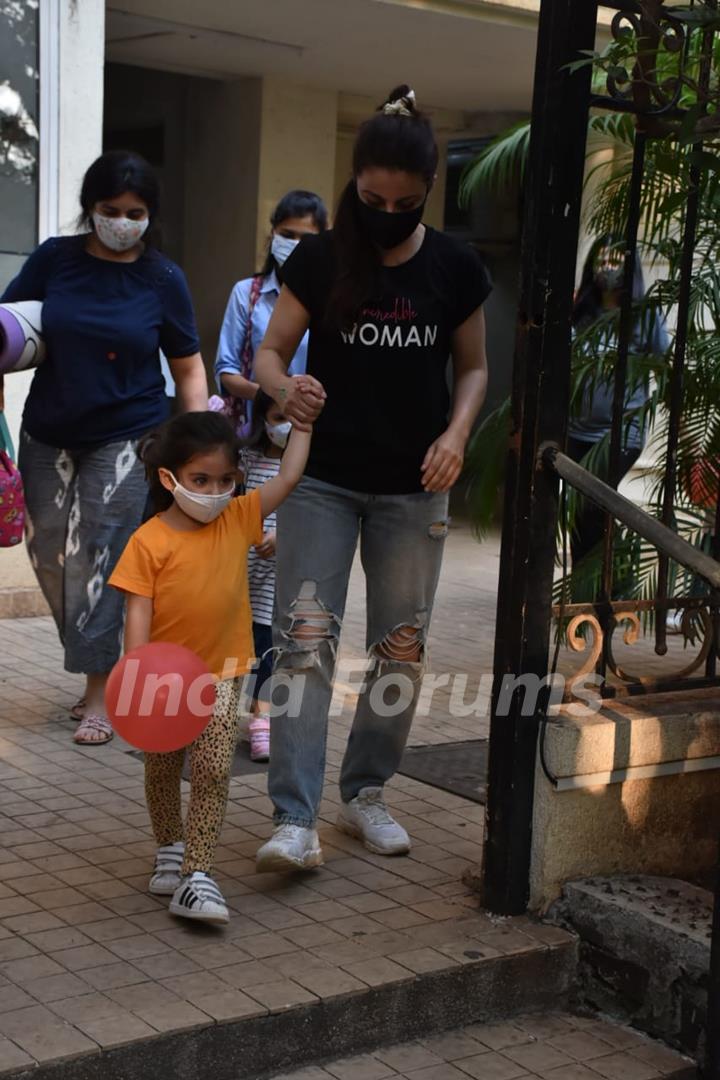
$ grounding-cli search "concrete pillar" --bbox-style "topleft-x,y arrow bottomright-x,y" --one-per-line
56,0 -> 105,233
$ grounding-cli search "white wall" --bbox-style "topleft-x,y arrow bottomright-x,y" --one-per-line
2,0 -> 105,595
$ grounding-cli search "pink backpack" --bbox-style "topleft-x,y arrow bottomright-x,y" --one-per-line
0,450 -> 25,547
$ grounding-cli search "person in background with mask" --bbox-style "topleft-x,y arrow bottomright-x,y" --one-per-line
109,411 -> 311,923
253,86 -> 491,873
568,236 -> 668,596
1,150 -> 207,745
238,391 -> 292,762
215,190 -> 328,430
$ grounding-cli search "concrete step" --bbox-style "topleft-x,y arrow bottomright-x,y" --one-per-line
551,875 -> 712,1058
4,918 -> 577,1080
267,1011 -> 697,1080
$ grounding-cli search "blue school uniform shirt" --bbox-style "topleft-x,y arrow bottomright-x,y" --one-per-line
214,271 -> 309,407
1,236 -> 199,450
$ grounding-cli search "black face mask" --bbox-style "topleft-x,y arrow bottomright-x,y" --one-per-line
355,189 -> 426,250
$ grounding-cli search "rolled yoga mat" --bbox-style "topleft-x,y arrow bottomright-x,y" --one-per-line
0,301 -> 45,374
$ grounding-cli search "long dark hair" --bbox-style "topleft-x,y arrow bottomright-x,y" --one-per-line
329,85 -> 438,329
78,150 -> 161,241
241,390 -> 276,453
140,412 -> 238,512
573,234 -> 647,328
259,189 -> 329,277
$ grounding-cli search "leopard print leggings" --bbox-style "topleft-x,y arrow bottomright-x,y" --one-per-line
144,678 -> 240,875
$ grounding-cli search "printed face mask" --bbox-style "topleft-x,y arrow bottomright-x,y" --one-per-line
92,212 -> 149,253
265,420 -> 292,449
355,188 -> 425,250
271,234 -> 300,267
165,472 -> 234,524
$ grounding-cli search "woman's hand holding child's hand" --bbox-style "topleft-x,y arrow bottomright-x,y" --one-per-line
275,374 -> 325,431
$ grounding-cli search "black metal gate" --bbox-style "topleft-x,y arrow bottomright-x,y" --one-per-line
482,1 -> 720,1068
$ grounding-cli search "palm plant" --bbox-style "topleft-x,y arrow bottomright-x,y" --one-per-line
461,2 -> 720,608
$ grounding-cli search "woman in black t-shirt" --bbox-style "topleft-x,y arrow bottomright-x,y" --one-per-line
254,86 -> 491,874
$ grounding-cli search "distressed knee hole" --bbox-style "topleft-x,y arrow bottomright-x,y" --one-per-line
285,580 -> 340,650
374,625 -> 424,664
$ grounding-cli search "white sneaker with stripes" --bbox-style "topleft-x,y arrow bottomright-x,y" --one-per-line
168,872 -> 229,924
148,841 -> 185,896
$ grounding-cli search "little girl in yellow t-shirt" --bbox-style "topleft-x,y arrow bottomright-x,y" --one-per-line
109,410 -> 310,925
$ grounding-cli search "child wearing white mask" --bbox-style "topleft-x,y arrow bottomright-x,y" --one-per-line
215,190 -> 328,433
239,391 -> 294,761
109,410 -> 313,924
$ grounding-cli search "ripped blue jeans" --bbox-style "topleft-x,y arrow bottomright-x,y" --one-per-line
270,475 -> 449,827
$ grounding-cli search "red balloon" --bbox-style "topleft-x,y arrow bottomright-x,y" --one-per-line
106,643 -> 216,752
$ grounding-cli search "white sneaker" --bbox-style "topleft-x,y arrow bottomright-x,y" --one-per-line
168,872 -> 229,925
256,824 -> 323,873
337,786 -> 411,855
148,841 -> 185,896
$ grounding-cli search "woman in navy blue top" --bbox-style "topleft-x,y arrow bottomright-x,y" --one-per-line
2,150 -> 208,744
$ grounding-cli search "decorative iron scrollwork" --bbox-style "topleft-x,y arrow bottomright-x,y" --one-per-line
601,3 -> 688,117
554,598 -> 717,704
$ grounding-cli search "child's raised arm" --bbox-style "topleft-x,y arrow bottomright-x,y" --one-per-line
124,594 -> 153,653
259,426 -> 311,518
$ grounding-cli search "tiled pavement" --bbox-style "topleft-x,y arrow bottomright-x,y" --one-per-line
0,524 -> 699,1074
273,1013 -> 695,1080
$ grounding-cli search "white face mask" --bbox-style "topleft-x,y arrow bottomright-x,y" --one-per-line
271,234 -> 300,267
265,420 -> 292,449
92,212 -> 149,253
165,471 -> 234,524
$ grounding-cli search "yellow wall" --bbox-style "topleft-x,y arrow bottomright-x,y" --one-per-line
255,80 -> 339,265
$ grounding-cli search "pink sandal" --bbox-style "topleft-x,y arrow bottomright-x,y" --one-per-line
69,697 -> 86,721
73,715 -> 113,745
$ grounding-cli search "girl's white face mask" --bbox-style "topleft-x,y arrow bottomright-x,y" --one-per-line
166,472 -> 234,523
92,212 -> 149,253
265,420 -> 292,449
271,234 -> 299,267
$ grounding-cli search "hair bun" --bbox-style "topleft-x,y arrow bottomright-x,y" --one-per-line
381,85 -> 417,117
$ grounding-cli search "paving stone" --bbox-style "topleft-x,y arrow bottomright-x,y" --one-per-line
22,971 -> 92,1004
178,988 -> 266,1022
0,1002 -> 97,1062
50,992 -> 130,1024
217,959 -> 285,989
546,1032 -> 618,1062
73,1010 -> 157,1049
465,1023 -> 534,1051
388,948 -> 458,975
420,1032 -> 487,1061
0,1032 -> 35,1070
503,1043 -> 576,1074
376,1045 -> 446,1072
629,1043 -> 694,1074
324,1052 -> 396,1080
589,1053 -> 662,1080
342,956 -> 414,987
404,1065 -> 474,1080
542,1067 -> 617,1080
0,984 -> 35,1012
246,979 -> 319,1011
80,961 -> 150,991
454,1050 -> 533,1080
137,999 -> 212,1033
50,943 -> 118,972
0,954 -> 65,985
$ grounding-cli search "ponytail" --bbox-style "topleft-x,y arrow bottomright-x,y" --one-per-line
328,85 -> 438,329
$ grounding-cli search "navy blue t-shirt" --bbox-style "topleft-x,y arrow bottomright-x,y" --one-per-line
1,236 -> 200,449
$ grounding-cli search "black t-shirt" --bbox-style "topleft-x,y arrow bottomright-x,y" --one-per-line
281,228 -> 492,494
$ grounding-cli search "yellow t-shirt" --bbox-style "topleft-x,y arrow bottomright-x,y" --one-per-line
109,489 -> 263,679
